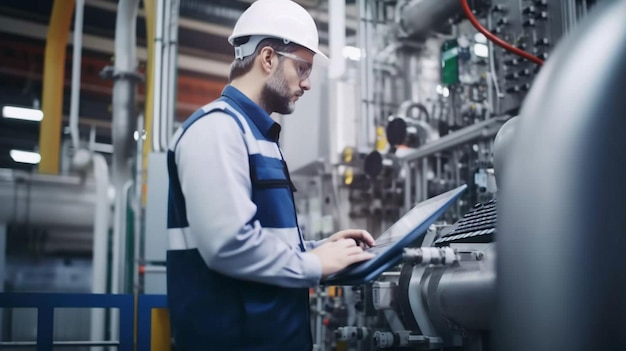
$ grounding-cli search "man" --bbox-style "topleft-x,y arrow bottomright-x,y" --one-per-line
166,1 -> 375,350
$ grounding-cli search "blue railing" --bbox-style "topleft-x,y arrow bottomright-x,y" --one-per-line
0,293 -> 168,351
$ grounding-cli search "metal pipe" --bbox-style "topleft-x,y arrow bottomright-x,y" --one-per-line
365,2 -> 375,147
158,0 -> 171,152
403,162 -> 411,213
432,247 -> 496,331
151,0 -> 164,152
39,0 -> 76,174
398,0 -> 483,40
142,0 -> 156,205
328,0 -> 345,79
69,0 -> 85,151
0,171 -> 96,227
162,0 -> 180,150
398,117 -> 507,162
414,160 -> 422,202
421,158 -> 428,201
90,153 -> 109,351
133,115 -> 144,294
357,0 -> 369,153
110,0 -> 141,341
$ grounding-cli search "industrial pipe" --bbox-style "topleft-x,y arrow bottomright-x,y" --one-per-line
69,0 -> 85,151
397,0 -> 467,40
142,0 -> 156,206
90,153 -> 110,350
151,0 -> 165,152
162,0 -> 180,151
158,0 -> 171,152
0,171 -> 96,227
358,0 -> 373,152
497,1 -> 626,349
39,0 -> 76,174
110,0 -> 141,340
328,0 -> 345,79
434,247 -> 495,331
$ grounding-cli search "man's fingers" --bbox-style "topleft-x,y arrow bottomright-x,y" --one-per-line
338,238 -> 357,248
345,246 -> 364,256
345,229 -> 376,247
360,231 -> 376,247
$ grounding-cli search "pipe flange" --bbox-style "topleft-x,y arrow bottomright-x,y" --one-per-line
99,66 -> 145,82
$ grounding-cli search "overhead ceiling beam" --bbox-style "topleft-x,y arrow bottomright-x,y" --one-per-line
0,14 -> 231,78
85,0 -> 330,54
86,0 -> 233,36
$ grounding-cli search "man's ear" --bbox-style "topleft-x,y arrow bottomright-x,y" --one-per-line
258,46 -> 275,75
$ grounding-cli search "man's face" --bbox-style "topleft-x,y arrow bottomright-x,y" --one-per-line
261,48 -> 313,115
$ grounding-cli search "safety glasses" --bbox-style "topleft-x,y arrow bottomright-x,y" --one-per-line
275,51 -> 313,80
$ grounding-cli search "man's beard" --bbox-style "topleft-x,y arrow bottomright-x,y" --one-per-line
260,64 -> 296,115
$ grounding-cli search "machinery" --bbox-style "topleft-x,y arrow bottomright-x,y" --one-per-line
315,0 -> 625,350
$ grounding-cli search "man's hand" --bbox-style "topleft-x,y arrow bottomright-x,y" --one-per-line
326,229 -> 375,249
310,238 -> 375,278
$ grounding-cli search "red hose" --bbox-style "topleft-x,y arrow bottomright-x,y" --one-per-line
460,0 -> 544,66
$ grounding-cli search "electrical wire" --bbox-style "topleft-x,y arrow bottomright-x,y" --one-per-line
460,0 -> 544,65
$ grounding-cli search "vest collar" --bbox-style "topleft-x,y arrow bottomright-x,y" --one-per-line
221,85 -> 281,141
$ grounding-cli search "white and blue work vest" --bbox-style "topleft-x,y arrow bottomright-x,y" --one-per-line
166,86 -> 312,351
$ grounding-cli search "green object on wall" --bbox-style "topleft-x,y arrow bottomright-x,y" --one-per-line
441,39 -> 460,86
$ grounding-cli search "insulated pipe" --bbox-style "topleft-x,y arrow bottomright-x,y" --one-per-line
0,172 -> 96,227
90,153 -> 110,350
497,1 -> 626,350
151,0 -> 165,152
69,0 -> 85,151
39,0 -> 75,174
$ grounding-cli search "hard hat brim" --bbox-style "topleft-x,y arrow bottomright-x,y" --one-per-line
312,49 -> 330,66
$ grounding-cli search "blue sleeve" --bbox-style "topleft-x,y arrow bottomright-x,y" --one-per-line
175,113 -> 322,287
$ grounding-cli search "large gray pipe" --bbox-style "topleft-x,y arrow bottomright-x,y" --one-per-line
434,246 -> 496,331
110,0 -> 140,340
397,0 -> 485,40
420,245 -> 496,332
0,171 -> 96,228
497,1 -> 626,350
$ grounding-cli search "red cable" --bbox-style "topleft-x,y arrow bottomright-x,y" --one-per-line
460,0 -> 544,66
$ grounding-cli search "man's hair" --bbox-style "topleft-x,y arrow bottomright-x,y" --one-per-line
229,37 -> 300,82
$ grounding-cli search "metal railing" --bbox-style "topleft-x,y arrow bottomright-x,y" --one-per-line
0,293 -> 168,351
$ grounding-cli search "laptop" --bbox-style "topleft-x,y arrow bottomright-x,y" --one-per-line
321,184 -> 467,285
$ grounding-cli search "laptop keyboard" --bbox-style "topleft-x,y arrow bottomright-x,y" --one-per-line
434,198 -> 497,246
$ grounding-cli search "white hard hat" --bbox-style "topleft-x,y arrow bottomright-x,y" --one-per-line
228,0 -> 329,65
